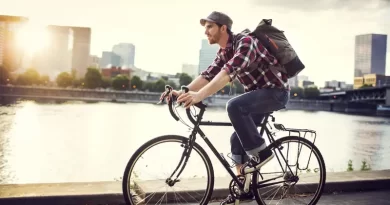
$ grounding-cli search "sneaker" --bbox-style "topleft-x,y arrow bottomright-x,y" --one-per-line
241,147 -> 274,174
220,192 -> 254,205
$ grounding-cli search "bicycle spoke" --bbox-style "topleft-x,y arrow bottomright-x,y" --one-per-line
122,135 -> 214,205
253,136 -> 326,205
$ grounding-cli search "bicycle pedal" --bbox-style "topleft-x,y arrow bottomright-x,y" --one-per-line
234,199 -> 240,205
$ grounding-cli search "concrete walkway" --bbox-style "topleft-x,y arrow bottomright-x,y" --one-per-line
206,190 -> 390,205
0,170 -> 390,205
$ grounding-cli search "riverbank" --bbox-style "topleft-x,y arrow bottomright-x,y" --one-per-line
1,170 -> 390,205
2,95 -> 390,118
1,84 -> 389,117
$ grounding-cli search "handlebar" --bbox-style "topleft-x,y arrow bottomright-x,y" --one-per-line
158,85 -> 207,123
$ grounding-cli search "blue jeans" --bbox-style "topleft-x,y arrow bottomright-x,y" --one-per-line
227,88 -> 289,164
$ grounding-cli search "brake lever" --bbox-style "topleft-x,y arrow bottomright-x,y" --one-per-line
157,91 -> 169,105
157,99 -> 164,105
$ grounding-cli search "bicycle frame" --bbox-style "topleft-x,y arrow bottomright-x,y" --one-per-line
161,85 -> 299,192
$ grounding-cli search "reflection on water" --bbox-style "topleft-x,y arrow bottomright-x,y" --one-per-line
0,100 -> 390,184
352,119 -> 390,171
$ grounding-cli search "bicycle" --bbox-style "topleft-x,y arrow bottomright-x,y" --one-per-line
122,85 -> 326,205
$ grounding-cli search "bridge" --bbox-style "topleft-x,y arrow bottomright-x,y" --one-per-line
319,86 -> 390,106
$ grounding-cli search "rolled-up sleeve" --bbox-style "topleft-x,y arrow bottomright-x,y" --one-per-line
222,36 -> 257,81
200,51 -> 224,81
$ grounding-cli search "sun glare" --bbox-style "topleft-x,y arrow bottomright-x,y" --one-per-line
15,22 -> 50,56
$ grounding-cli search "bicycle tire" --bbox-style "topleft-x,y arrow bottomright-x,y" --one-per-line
252,136 -> 326,205
122,135 -> 215,205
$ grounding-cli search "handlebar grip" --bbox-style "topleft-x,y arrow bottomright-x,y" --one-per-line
180,85 -> 207,110
162,84 -> 208,124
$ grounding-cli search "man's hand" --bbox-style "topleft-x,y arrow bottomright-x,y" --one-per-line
159,89 -> 182,103
177,91 -> 203,109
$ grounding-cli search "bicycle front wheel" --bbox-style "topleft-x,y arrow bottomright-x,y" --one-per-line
122,135 -> 215,205
252,136 -> 326,205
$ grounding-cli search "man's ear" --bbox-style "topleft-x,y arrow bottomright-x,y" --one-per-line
221,25 -> 227,33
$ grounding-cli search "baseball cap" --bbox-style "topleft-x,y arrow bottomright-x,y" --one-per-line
200,11 -> 233,30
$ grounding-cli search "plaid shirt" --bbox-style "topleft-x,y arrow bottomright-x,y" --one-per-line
200,32 -> 289,92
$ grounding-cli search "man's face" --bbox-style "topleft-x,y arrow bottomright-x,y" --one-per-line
204,21 -> 221,44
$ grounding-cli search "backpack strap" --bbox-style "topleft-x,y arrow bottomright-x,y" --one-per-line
232,29 -> 251,52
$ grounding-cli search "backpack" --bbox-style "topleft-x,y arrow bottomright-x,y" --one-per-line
250,19 -> 305,78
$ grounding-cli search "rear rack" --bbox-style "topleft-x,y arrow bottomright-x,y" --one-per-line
272,123 -> 318,172
273,123 -> 317,145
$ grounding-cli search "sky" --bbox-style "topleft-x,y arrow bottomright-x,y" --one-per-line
0,0 -> 389,87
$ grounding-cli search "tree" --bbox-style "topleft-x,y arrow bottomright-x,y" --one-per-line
142,81 -> 155,91
101,77 -> 112,89
303,87 -> 320,99
0,66 -> 10,85
25,69 -> 41,85
161,76 -> 169,81
290,87 -> 304,99
360,84 -> 373,89
56,72 -> 73,88
166,80 -> 177,90
112,74 -> 130,90
40,75 -> 50,85
73,78 -> 84,88
84,67 -> 103,89
179,73 -> 193,87
130,75 -> 143,90
154,78 -> 167,92
15,68 -> 41,85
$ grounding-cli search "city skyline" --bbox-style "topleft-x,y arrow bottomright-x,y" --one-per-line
0,0 -> 389,87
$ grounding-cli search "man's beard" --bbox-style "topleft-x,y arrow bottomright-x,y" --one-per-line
208,32 -> 221,44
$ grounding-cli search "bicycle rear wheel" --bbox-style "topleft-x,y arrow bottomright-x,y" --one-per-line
122,135 -> 215,205
252,136 -> 326,205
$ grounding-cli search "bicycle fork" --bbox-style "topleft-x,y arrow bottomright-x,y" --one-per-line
165,138 -> 194,186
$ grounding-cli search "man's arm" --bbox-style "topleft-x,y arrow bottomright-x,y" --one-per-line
197,36 -> 258,99
187,51 -> 224,92
186,75 -> 209,92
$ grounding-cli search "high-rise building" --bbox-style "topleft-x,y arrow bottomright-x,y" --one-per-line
354,34 -> 387,77
71,27 -> 91,78
32,25 -> 91,79
198,39 -> 219,74
88,55 -> 100,68
99,51 -> 121,68
39,25 -> 74,79
0,15 -> 28,71
0,22 -> 5,66
112,43 -> 135,67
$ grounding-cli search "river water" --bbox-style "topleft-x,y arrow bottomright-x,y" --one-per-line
0,100 -> 390,185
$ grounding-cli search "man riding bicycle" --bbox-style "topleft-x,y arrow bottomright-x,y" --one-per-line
162,11 -> 290,204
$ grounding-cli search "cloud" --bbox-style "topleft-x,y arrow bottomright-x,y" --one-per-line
249,0 -> 390,11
